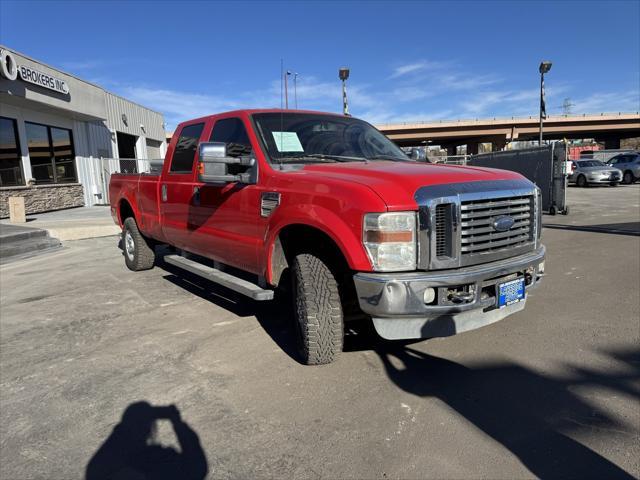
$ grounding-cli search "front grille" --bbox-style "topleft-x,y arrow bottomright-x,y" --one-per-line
460,195 -> 533,255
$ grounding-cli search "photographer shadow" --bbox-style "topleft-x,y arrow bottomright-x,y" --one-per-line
86,401 -> 208,480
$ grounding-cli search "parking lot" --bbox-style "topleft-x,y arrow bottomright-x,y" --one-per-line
1,184 -> 639,479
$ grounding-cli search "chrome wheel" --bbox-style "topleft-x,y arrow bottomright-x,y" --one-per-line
124,230 -> 135,261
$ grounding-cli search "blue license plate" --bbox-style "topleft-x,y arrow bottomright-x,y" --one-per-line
497,278 -> 525,308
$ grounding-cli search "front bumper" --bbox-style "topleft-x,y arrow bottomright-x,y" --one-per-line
353,246 -> 545,340
587,176 -> 621,183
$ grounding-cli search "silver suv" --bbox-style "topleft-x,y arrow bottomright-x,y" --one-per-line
607,152 -> 640,184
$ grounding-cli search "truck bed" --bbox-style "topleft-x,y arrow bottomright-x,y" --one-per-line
109,173 -> 164,240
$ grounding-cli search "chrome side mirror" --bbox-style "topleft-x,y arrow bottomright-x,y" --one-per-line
197,142 -> 254,184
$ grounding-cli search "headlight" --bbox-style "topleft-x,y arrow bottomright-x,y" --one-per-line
363,212 -> 416,271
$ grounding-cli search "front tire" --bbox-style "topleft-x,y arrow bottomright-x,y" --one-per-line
122,217 -> 155,271
577,175 -> 588,188
623,171 -> 634,184
292,253 -> 344,365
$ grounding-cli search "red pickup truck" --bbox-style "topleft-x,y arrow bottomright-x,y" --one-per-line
110,109 -> 545,364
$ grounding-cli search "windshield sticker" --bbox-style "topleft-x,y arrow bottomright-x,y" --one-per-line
272,131 -> 304,152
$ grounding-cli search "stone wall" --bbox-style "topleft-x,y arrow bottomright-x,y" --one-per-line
0,184 -> 84,218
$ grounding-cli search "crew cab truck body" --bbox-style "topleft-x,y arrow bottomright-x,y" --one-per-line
110,109 -> 545,364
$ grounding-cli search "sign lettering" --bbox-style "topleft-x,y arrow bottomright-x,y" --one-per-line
0,48 -> 70,95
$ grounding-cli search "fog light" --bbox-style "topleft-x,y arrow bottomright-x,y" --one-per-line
423,287 -> 436,304
538,261 -> 545,274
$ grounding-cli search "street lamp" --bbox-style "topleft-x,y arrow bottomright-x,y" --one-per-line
339,67 -> 350,115
539,61 -> 552,145
293,72 -> 299,109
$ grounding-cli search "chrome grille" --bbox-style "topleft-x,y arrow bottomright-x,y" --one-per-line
460,195 -> 533,255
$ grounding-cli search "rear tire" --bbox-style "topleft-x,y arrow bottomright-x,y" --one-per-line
577,175 -> 587,188
122,217 -> 155,271
291,253 -> 343,365
623,171 -> 634,184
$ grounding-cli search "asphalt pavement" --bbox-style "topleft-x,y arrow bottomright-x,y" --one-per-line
1,184 -> 639,479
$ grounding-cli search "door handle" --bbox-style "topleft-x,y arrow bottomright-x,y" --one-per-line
161,184 -> 167,202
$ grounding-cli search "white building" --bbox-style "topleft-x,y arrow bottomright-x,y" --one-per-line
0,46 -> 166,217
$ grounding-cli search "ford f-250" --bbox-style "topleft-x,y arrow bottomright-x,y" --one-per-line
110,110 -> 545,365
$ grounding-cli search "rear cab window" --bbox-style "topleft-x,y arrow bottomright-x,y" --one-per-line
170,123 -> 205,173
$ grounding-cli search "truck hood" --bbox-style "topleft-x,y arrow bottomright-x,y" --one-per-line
301,161 -> 525,210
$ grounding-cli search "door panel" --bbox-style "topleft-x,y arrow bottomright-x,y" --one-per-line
188,183 -> 262,274
187,116 -> 264,274
160,122 -> 205,249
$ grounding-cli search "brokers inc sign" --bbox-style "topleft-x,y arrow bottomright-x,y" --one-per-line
18,65 -> 69,95
0,49 -> 70,95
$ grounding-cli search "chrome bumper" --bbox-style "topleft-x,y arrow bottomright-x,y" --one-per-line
353,246 -> 545,340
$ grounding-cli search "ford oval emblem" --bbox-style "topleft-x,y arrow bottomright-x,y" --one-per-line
493,216 -> 515,232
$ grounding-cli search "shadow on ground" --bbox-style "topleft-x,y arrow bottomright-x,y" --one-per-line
157,255 -> 302,362
85,402 -> 208,480
155,255 -> 639,479
543,222 -> 640,237
374,341 -> 639,479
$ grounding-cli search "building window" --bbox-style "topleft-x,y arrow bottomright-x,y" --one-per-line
25,122 -> 77,184
0,116 -> 25,187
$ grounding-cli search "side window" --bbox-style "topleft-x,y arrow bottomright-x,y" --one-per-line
609,156 -> 619,165
170,123 -> 204,173
209,118 -> 252,157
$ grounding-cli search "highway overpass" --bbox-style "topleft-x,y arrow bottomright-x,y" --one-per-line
377,112 -> 640,154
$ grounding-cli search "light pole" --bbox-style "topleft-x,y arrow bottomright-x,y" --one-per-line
293,72 -> 299,109
539,61 -> 552,145
339,67 -> 350,115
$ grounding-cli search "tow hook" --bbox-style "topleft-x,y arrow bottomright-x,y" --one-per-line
449,291 -> 475,303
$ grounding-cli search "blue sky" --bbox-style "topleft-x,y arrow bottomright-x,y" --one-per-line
1,0 -> 638,130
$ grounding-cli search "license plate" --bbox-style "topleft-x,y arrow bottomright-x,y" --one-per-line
497,278 -> 525,308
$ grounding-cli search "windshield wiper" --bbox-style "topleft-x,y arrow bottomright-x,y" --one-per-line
278,155 -> 338,164
278,154 -> 367,164
305,154 -> 368,163
367,155 -> 409,162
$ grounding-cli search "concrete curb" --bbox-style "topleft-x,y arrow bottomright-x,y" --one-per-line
44,225 -> 121,241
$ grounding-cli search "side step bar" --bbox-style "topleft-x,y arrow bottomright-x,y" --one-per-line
164,254 -> 274,301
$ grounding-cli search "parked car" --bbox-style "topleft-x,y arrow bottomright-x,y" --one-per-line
568,160 -> 622,187
606,152 -> 640,184
110,109 -> 545,365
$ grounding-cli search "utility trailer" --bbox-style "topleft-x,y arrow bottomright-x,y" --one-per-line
468,144 -> 569,215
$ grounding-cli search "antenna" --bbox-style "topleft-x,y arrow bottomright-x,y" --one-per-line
279,60 -> 284,161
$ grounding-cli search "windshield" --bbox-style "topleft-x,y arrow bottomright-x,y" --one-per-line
577,160 -> 606,167
252,112 -> 410,164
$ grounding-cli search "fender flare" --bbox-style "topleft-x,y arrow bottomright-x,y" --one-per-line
117,189 -> 140,227
264,204 -> 371,285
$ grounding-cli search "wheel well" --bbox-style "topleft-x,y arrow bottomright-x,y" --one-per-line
277,224 -> 348,274
271,223 -> 350,281
119,199 -> 135,224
